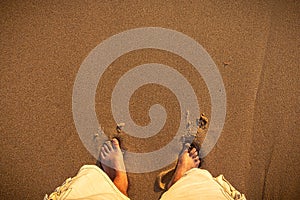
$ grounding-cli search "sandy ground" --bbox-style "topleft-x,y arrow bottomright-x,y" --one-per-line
0,1 -> 299,199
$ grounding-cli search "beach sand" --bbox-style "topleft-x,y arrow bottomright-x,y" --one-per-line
0,0 -> 299,199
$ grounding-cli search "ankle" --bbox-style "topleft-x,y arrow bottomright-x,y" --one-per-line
114,173 -> 128,196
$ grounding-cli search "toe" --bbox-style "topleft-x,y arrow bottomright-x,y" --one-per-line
111,138 -> 120,149
100,151 -> 105,160
101,146 -> 108,156
103,144 -> 111,153
194,157 -> 200,166
105,141 -> 113,151
182,143 -> 191,153
189,148 -> 196,155
191,150 -> 198,159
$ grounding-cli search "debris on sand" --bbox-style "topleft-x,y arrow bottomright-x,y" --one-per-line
197,113 -> 208,131
116,123 -> 125,133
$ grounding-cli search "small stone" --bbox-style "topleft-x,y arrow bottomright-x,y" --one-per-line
116,123 -> 125,133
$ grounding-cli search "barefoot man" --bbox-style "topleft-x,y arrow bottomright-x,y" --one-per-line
160,143 -> 246,200
45,139 -> 245,200
44,138 -> 129,200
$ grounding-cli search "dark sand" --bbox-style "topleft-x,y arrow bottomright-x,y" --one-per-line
1,1 -> 299,199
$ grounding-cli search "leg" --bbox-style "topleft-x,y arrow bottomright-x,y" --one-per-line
100,138 -> 129,196
160,144 -> 231,200
167,143 -> 200,189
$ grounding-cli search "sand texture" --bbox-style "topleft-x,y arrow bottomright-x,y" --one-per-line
0,0 -> 299,199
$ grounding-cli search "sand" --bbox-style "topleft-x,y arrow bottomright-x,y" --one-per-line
0,0 -> 299,199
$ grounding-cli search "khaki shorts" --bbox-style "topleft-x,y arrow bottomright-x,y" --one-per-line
160,168 -> 246,200
45,166 -> 246,200
44,165 -> 130,200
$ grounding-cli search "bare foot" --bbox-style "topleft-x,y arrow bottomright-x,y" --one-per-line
167,143 -> 200,189
100,138 -> 128,196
